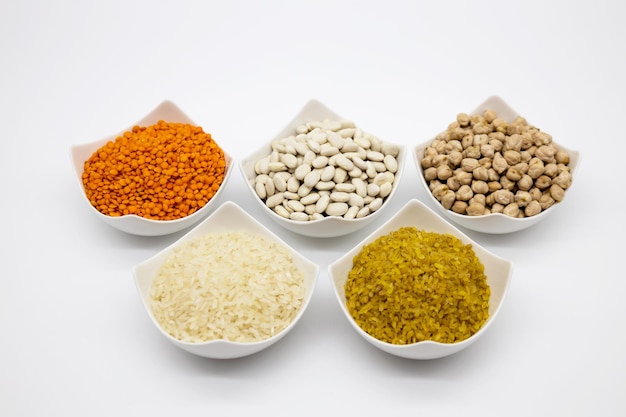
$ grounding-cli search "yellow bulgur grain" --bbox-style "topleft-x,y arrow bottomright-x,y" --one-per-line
344,227 -> 490,345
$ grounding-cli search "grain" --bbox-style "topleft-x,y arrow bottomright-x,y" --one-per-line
344,227 -> 490,344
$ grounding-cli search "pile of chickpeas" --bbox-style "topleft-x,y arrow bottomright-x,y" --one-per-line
421,110 -> 572,218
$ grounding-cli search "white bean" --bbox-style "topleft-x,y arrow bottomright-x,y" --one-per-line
330,191 -> 350,203
287,200 -> 305,212
369,197 -> 383,211
356,206 -> 370,218
334,183 -> 355,193
383,154 -> 398,172
287,176 -> 300,192
290,212 -> 309,221
304,170 -> 321,188
326,202 -> 349,216
344,205 -> 359,219
320,165 -> 335,181
348,193 -> 365,207
255,181 -> 267,199
315,194 -> 331,213
379,182 -> 393,198
274,205 -> 291,218
266,193 -> 284,208
300,193 -> 320,205
294,164 -> 311,180
315,181 -> 335,191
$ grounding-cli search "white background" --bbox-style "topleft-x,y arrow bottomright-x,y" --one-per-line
1,1 -> 624,415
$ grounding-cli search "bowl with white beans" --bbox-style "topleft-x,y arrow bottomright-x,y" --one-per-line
414,95 -> 580,234
239,99 -> 406,238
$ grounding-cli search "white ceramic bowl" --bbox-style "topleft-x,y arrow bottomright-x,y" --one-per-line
329,199 -> 513,360
70,100 -> 233,236
414,95 -> 581,234
133,201 -> 319,359
239,99 -> 406,238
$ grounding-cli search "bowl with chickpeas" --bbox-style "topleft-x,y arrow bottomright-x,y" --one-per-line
70,100 -> 234,236
414,96 -> 580,234
239,99 -> 406,238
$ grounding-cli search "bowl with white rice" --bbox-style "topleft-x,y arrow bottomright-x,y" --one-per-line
133,200 -> 319,359
239,99 -> 405,238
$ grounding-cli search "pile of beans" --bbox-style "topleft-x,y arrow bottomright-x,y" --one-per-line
82,120 -> 226,220
421,110 -> 572,218
253,119 -> 400,221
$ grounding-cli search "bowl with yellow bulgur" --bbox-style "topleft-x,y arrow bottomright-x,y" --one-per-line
328,199 -> 513,359
70,100 -> 233,236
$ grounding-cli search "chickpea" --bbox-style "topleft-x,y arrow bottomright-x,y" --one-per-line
539,193 -> 556,210
441,190 -> 456,209
436,164 -> 453,180
467,202 -> 486,216
448,150 -> 463,166
446,176 -> 461,191
544,163 -> 558,178
503,203 -> 520,217
456,184 -> 474,201
483,109 -> 497,124
491,203 -> 504,214
506,167 -> 524,182
456,113 -> 471,127
550,184 -> 566,202
451,200 -> 468,214
494,189 -> 515,205
535,175 -> 552,189
461,158 -> 479,172
524,200 -> 542,217
473,166 -> 489,181
553,171 -> 573,189
515,190 -> 532,207
463,145 -> 482,159
503,150 -> 522,165
517,174 -> 534,191
471,180 -> 489,195
480,143 -> 495,158
455,169 -> 473,185
555,150 -> 570,165
424,166 -> 438,181
488,181 -> 502,193
492,153 -> 508,174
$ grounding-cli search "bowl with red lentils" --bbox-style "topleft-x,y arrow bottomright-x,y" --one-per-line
70,100 -> 233,236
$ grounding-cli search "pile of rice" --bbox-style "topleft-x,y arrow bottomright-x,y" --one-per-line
150,231 -> 305,343
344,227 -> 490,345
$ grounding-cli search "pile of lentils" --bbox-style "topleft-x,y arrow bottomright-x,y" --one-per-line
421,110 -> 573,218
82,120 -> 226,220
253,119 -> 400,221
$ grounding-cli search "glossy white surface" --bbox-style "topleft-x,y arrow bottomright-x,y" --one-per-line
239,99 -> 406,238
2,1 -> 625,416
133,201 -> 319,359
413,96 -> 581,234
329,199 -> 512,359
70,100 -> 234,236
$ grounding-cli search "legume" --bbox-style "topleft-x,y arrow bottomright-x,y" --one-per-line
253,120 -> 400,221
82,120 -> 226,220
